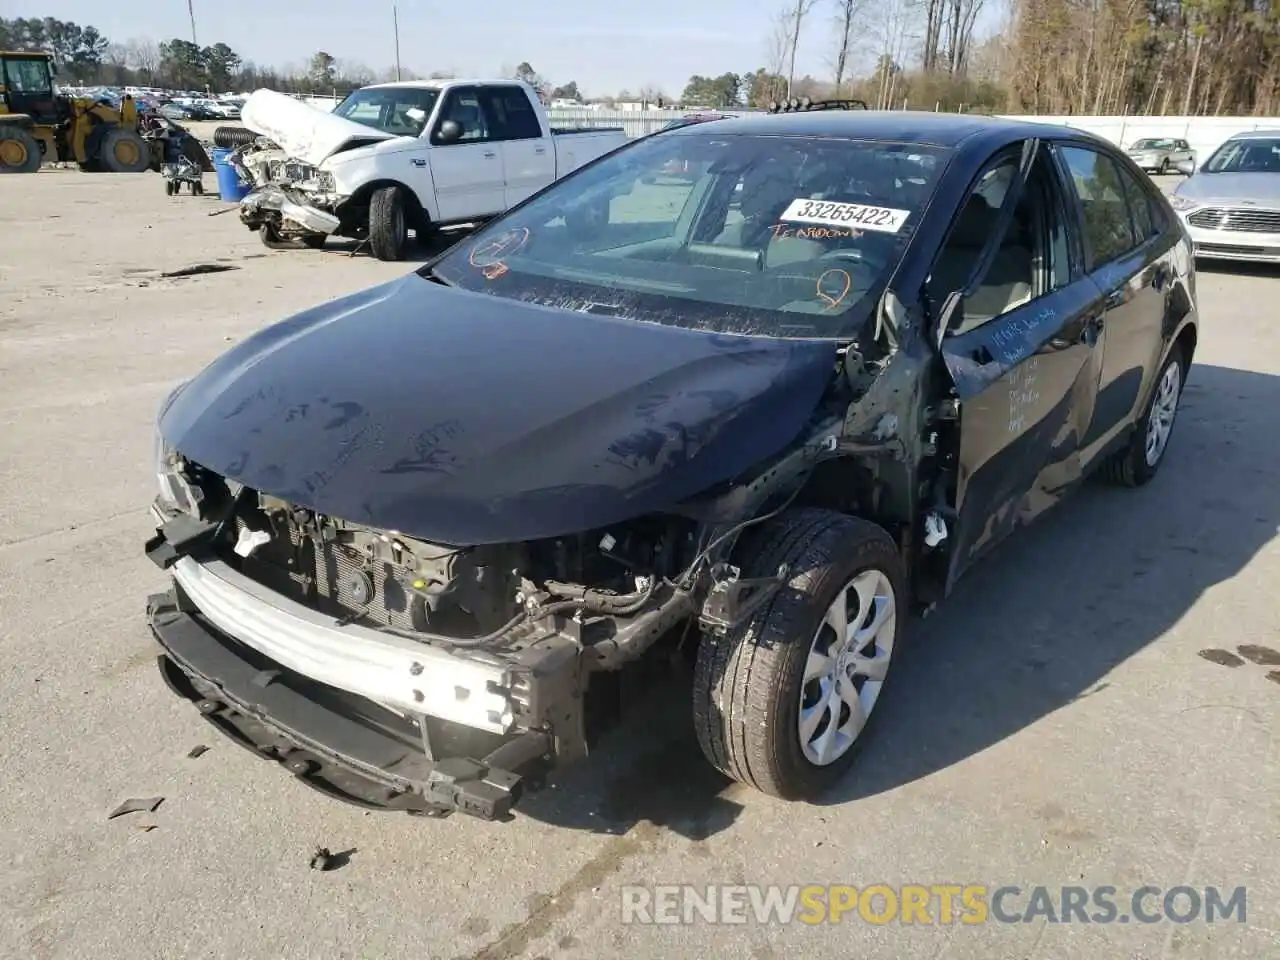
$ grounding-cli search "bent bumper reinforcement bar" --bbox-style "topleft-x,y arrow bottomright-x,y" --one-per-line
167,556 -> 516,734
148,589 -> 551,820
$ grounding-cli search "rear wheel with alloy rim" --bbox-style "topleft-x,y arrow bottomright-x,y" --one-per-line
1101,344 -> 1184,487
693,508 -> 905,799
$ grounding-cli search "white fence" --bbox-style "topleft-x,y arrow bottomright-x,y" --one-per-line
544,109 -> 1280,161
295,96 -> 1279,160
1000,115 -> 1280,167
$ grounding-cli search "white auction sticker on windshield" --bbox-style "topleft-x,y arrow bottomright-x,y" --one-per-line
780,198 -> 910,233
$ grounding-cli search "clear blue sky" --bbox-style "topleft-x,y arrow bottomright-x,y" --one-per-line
19,0 -> 999,97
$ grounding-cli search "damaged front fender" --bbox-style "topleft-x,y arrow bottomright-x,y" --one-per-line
240,185 -> 342,237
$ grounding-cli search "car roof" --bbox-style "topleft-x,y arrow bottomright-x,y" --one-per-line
1224,128 -> 1280,140
665,109 -> 1094,150
363,79 -> 529,90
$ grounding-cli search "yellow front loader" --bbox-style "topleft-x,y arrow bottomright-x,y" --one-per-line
0,50 -> 154,173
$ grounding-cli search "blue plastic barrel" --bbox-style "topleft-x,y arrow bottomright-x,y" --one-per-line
211,147 -> 252,201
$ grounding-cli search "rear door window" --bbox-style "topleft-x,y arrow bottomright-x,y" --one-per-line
1116,164 -> 1157,243
482,86 -> 543,141
1059,146 -> 1137,268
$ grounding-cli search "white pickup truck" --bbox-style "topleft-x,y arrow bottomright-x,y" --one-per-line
231,80 -> 629,260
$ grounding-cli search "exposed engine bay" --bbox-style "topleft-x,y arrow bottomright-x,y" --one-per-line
224,136 -> 348,243
229,487 -> 697,648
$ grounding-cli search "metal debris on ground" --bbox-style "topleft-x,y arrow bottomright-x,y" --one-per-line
309,846 -> 334,871
107,796 -> 165,819
187,744 -> 209,758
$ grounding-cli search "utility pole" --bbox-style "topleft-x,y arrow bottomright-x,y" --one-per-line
393,3 -> 402,81
187,0 -> 198,46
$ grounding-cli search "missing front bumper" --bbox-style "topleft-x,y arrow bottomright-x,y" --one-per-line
148,588 -> 551,820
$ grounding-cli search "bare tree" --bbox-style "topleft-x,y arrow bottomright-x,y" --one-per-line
766,10 -> 792,84
832,0 -> 870,94
780,0 -> 819,99
126,38 -> 160,83
870,0 -> 922,107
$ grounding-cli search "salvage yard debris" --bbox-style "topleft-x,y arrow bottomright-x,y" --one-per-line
107,796 -> 164,820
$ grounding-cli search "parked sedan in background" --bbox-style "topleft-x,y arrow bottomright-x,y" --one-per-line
145,110 -> 1197,821
1126,137 -> 1194,174
1170,129 -> 1280,263
156,102 -> 192,121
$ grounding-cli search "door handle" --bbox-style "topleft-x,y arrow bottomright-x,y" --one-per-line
1048,315 -> 1103,350
1104,289 -> 1125,309
483,150 -> 497,159
534,147 -> 546,155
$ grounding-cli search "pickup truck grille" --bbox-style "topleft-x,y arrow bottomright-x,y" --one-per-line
231,517 -> 424,632
1187,207 -> 1280,234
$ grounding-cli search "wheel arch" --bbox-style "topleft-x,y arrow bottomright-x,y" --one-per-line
343,178 -> 431,232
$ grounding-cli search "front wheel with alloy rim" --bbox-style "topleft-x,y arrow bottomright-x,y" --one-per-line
0,126 -> 42,173
693,508 -> 905,800
1101,344 -> 1185,487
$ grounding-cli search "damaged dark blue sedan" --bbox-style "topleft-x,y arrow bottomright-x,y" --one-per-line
146,107 -> 1198,820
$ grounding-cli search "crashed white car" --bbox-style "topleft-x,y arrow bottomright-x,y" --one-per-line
230,80 -> 629,260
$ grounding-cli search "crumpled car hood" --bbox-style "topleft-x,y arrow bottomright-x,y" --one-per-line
159,276 -> 835,545
241,88 -> 399,167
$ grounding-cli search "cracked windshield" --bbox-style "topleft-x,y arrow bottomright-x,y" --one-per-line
428,132 -> 947,337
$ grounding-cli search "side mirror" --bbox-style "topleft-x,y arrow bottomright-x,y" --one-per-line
1175,158 -> 1195,176
435,119 -> 462,144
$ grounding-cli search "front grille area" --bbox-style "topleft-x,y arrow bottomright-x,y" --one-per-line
1187,207 -> 1280,233
230,517 -> 426,632
1195,242 -> 1280,257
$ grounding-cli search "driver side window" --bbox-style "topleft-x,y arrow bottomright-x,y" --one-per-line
930,147 -> 1070,336
432,87 -> 491,144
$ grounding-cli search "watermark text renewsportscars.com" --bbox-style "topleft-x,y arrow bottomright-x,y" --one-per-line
620,884 -> 1248,926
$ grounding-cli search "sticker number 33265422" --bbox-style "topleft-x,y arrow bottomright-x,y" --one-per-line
780,198 -> 910,233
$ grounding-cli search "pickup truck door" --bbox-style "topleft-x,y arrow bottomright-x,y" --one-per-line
933,141 -> 1105,588
427,85 -> 506,223
480,84 -> 556,207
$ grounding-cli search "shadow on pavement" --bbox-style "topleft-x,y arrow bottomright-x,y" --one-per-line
317,227 -> 473,264
822,362 -> 1279,804
514,363 -> 1278,832
1194,259 -> 1280,280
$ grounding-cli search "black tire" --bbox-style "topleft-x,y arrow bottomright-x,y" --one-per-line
368,185 -> 409,261
1159,159 -> 1170,175
192,180 -> 204,196
259,223 -> 301,250
1100,344 -> 1185,487
0,126 -> 42,173
212,126 -> 259,149
100,128 -> 151,173
692,508 -> 907,800
164,179 -> 175,196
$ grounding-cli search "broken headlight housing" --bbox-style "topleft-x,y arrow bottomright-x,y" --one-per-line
153,381 -> 204,517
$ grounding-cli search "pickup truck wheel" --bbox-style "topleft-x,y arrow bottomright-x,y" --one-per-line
692,508 -> 905,800
1101,344 -> 1184,487
369,185 -> 408,261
